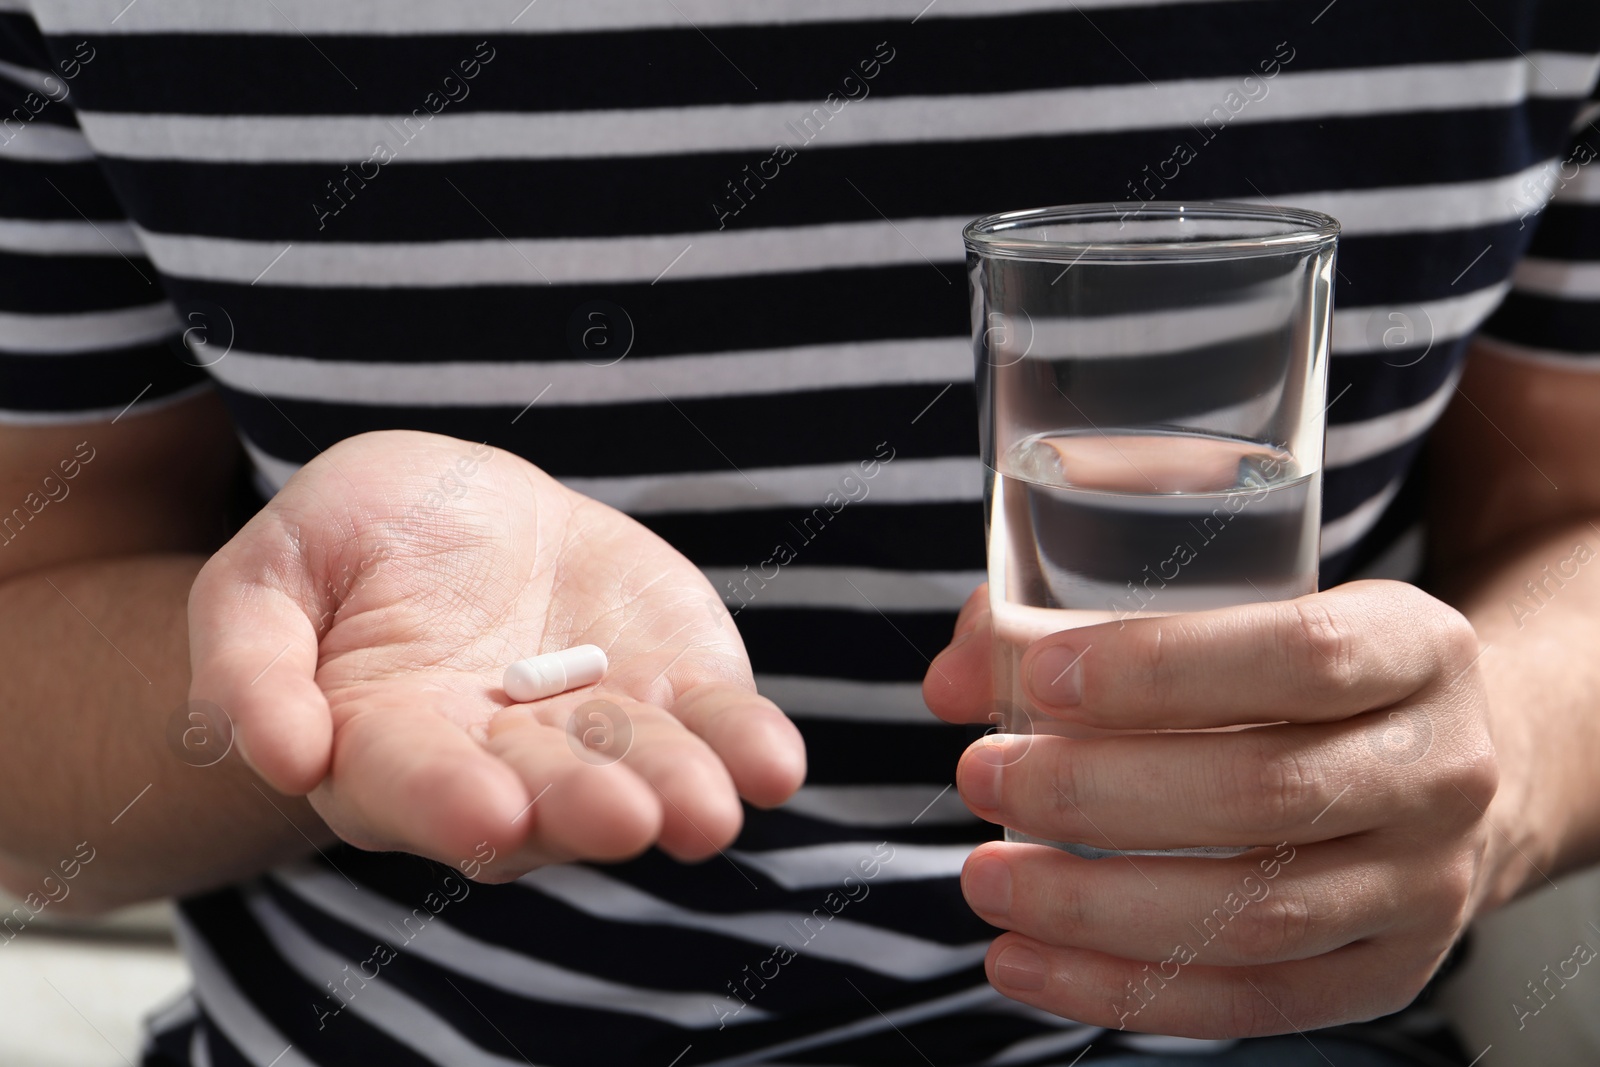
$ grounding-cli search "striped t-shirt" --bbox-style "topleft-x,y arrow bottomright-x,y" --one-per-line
3,2 -> 1599,1065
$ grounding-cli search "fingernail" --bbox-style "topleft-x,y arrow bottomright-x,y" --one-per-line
964,854 -> 1012,917
963,743 -> 1005,810
1028,644 -> 1085,707
993,945 -> 1048,992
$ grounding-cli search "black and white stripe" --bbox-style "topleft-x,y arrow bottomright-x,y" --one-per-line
3,1 -> 1596,1064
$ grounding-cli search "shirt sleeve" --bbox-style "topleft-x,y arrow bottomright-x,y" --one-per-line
1474,80 -> 1600,367
0,10 -> 208,423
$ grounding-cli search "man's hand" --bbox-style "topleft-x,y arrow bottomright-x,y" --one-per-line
923,580 -> 1501,1038
189,430 -> 805,880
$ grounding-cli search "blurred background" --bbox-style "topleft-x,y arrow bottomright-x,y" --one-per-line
0,890 -> 187,1067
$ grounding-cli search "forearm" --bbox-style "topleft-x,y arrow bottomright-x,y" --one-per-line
0,553 -> 333,914
1435,515 -> 1600,913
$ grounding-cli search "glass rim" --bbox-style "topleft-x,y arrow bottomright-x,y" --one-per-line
963,201 -> 1340,263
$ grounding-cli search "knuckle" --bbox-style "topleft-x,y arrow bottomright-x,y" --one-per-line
1432,856 -> 1478,923
1423,594 -> 1481,666
1415,712 -> 1499,820
1263,749 -> 1316,825
1124,621 -> 1174,710
1394,583 -> 1480,676
1287,599 -> 1359,695
1041,747 -> 1077,817
1232,890 -> 1313,962
1450,740 -> 1500,813
1220,736 -> 1313,832
1041,747 -> 1094,838
1039,866 -> 1091,936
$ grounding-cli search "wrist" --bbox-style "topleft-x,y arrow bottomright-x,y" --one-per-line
1471,689 -> 1555,916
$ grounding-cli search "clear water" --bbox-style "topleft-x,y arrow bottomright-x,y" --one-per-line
987,429 -> 1319,856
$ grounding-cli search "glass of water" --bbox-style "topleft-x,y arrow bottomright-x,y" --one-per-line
964,202 -> 1339,857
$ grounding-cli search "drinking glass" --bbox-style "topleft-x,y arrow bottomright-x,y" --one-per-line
965,202 -> 1339,857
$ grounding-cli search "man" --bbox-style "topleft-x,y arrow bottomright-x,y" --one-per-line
0,2 -> 1596,1064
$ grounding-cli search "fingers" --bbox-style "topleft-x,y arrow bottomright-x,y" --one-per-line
485,706 -> 665,864
489,694 -> 746,863
188,555 -> 331,795
1019,581 -> 1481,729
924,607 -> 994,725
981,936 -> 1434,1039
961,841 -> 1387,968
491,682 -> 803,864
670,682 -> 806,810
604,696 -> 745,861
955,722 -> 1469,850
317,694 -> 533,865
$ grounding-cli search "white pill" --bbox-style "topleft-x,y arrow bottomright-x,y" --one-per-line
503,644 -> 609,703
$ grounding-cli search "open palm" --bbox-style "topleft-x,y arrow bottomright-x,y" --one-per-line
188,431 -> 804,878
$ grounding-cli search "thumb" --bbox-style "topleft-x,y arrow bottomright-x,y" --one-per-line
187,535 -> 333,796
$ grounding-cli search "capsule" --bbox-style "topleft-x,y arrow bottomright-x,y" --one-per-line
503,644 -> 609,703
